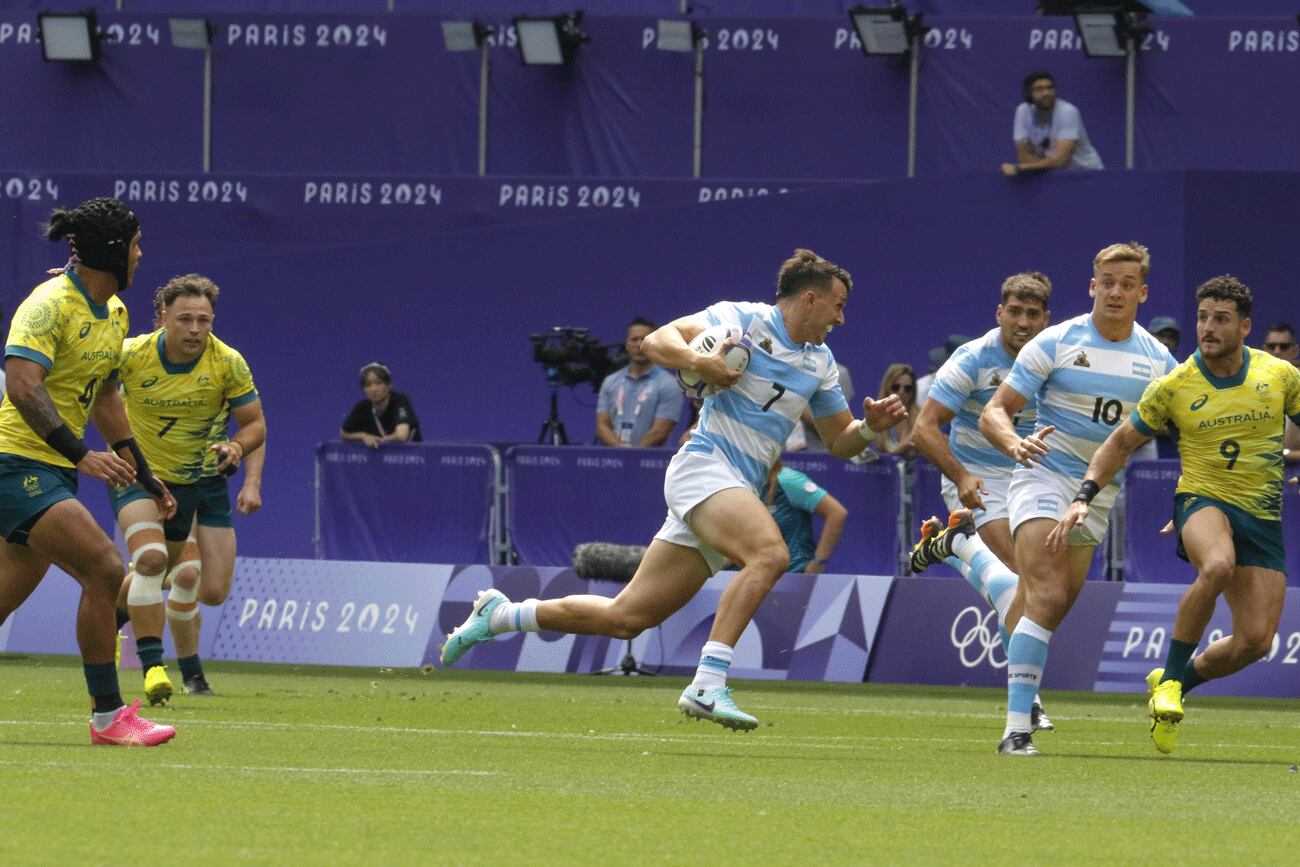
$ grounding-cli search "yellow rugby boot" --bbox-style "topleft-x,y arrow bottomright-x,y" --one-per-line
1147,672 -> 1184,755
143,665 -> 174,707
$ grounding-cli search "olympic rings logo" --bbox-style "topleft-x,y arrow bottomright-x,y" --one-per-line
950,605 -> 1006,669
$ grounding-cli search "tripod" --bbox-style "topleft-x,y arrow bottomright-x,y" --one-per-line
594,637 -> 656,676
537,373 -> 568,445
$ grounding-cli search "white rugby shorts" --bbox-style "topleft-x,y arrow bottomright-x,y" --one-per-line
941,469 -> 1011,529
1008,466 -> 1116,547
653,448 -> 751,575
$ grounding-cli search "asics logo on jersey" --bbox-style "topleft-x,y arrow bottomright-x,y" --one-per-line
140,377 -> 158,389
78,323 -> 92,339
1189,394 -> 1208,411
950,606 -> 1006,668
1073,351 -> 1091,368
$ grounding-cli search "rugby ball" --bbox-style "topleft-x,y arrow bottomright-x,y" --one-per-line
676,325 -> 752,399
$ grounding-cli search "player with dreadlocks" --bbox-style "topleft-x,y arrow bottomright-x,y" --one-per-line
0,197 -> 177,746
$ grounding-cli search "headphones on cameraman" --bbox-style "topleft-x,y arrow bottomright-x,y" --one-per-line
1023,70 -> 1053,105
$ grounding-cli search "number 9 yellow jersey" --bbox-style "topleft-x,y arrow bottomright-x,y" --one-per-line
1132,347 -> 1300,520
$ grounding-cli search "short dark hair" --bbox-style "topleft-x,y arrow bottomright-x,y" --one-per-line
1000,271 -> 1051,307
359,362 -> 392,386
775,248 -> 852,299
153,273 -> 220,328
628,316 -> 656,331
1266,321 -> 1294,338
1194,275 -> 1253,318
1023,70 -> 1053,103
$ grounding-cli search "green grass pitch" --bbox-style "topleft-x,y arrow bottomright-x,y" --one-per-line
1,655 -> 1297,864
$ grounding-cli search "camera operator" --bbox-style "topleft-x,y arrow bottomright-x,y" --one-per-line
596,317 -> 683,448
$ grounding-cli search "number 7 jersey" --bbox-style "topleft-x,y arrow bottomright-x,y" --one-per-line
1004,312 -> 1175,489
117,329 -> 259,484
0,272 -> 129,467
1132,347 -> 1300,520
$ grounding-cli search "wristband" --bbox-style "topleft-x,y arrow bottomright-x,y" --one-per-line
1073,480 -> 1101,505
44,425 -> 90,465
811,556 -> 828,566
116,437 -> 167,499
858,420 -> 874,441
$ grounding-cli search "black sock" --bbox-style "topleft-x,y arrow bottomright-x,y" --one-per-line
178,654 -> 204,682
137,636 -> 165,672
84,663 -> 123,714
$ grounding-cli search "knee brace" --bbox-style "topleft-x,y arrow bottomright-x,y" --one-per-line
164,559 -> 202,618
126,542 -> 168,606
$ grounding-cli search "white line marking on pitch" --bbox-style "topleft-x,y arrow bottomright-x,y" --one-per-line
0,758 -> 501,777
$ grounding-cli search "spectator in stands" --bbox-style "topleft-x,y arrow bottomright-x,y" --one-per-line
1148,316 -> 1181,357
1262,322 -> 1297,366
874,363 -> 919,457
1267,324 -> 1300,463
764,459 -> 848,574
596,317 -> 682,447
1002,71 -> 1104,177
341,363 -> 421,447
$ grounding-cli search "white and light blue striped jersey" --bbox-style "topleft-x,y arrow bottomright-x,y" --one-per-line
684,300 -> 848,491
927,327 -> 1037,478
1005,313 -> 1176,489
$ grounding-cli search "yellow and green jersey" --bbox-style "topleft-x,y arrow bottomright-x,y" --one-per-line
1132,347 -> 1300,520
0,271 -> 129,467
118,329 -> 259,484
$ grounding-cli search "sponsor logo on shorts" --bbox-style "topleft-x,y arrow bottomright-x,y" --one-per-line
22,475 -> 40,497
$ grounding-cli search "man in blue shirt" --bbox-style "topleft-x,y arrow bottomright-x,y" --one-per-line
595,317 -> 682,447
1002,70 -> 1104,177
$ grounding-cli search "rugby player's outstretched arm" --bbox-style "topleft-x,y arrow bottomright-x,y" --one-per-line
1082,418 -> 1150,491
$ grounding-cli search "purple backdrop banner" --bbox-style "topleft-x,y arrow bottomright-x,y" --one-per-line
867,577 -> 1123,690
1094,583 -> 1300,699
315,442 -> 497,565
434,564 -> 894,682
506,446 -> 674,568
4,13 -> 1297,176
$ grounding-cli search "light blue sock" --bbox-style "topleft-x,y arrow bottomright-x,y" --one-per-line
690,640 -> 733,691
1005,617 -> 1052,737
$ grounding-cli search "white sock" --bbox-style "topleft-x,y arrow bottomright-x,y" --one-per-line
91,708 -> 120,730
488,599 -> 540,634
949,529 -> 978,563
689,641 -> 734,692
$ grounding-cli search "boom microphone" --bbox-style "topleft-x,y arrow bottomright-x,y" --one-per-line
572,542 -> 646,583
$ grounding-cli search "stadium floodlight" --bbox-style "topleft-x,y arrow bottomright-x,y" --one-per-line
513,12 -> 587,67
169,19 -> 214,173
849,5 -> 910,57
847,4 -> 929,178
441,20 -> 496,176
1063,3 -> 1153,170
655,20 -> 707,178
38,11 -> 100,62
